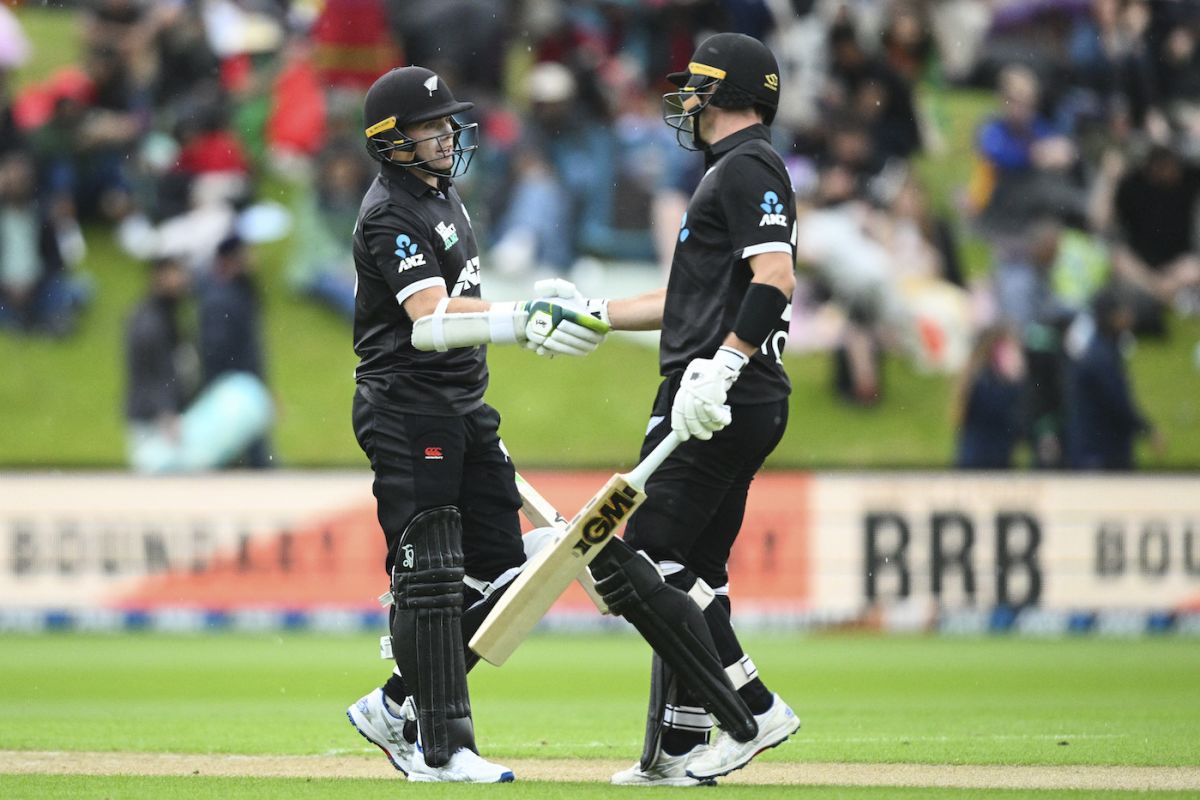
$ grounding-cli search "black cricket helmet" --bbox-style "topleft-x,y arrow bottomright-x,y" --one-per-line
363,66 -> 478,177
663,33 -> 781,150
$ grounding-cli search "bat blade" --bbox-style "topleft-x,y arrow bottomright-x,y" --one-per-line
470,472 -> 645,665
471,432 -> 681,666
515,473 -> 608,614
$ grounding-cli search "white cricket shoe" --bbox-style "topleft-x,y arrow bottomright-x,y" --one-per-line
686,694 -> 800,780
408,744 -> 515,783
346,689 -> 416,774
611,746 -> 715,787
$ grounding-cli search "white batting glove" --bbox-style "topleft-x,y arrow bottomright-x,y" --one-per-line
522,526 -> 562,560
671,346 -> 749,441
533,278 -> 584,302
532,277 -> 611,329
522,298 -> 611,357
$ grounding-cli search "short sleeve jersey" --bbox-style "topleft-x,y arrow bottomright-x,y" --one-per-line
352,161 -> 485,415
661,124 -> 795,404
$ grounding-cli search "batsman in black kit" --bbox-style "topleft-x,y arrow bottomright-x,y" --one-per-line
343,66 -> 609,784
578,34 -> 803,785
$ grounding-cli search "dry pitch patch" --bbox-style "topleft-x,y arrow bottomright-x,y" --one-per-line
2,752 -> 1199,791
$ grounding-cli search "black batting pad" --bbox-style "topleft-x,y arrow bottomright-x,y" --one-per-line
390,506 -> 476,767
591,538 -> 758,743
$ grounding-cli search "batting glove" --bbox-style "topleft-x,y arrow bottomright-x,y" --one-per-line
671,346 -> 749,441
522,279 -> 610,358
522,298 -> 611,357
532,277 -> 611,330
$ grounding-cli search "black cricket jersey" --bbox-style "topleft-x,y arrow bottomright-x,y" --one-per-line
662,124 -> 795,404
352,161 -> 486,415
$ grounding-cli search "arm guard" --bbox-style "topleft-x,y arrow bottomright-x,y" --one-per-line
732,282 -> 789,348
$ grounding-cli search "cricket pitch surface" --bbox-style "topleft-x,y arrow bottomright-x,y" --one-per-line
2,751 -> 1199,791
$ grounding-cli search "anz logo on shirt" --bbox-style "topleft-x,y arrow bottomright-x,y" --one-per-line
758,190 -> 788,227
395,234 -> 427,272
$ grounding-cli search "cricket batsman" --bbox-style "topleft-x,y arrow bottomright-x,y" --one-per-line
566,32 -> 803,784
343,65 -> 608,783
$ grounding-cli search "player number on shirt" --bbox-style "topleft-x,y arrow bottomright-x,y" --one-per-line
760,303 -> 791,365
761,329 -> 788,366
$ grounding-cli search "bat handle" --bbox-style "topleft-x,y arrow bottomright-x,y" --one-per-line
625,431 -> 683,493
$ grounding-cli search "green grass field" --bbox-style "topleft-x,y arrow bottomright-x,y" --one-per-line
1,633 -> 1198,798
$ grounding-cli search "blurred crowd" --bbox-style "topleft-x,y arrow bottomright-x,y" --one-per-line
1,0 -> 1196,471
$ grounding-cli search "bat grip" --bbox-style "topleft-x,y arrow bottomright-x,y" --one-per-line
625,431 -> 683,493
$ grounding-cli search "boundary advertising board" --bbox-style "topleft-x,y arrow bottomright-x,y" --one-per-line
1,472 -> 1196,625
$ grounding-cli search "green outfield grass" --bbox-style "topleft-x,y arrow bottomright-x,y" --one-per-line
1,633 -> 1199,800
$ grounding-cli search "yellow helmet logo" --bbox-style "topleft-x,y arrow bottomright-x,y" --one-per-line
688,62 -> 727,81
365,116 -> 397,138
764,73 -> 779,91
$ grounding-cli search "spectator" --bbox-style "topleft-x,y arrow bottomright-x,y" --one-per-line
990,217 -> 1084,469
1109,144 -> 1200,333
880,2 -> 935,85
197,233 -> 273,468
1064,286 -> 1161,470
0,150 -> 90,335
994,217 -> 1071,329
929,0 -> 991,84
124,252 -> 273,473
311,0 -> 398,92
970,64 -> 1082,243
1050,225 -> 1112,314
1156,19 -> 1200,114
1064,0 -> 1157,135
491,61 -> 658,274
826,19 -> 922,161
30,46 -> 146,224
148,0 -> 221,122
870,164 -> 957,286
607,72 -> 694,269
285,136 -> 372,319
1,67 -> 22,157
764,0 -> 828,139
172,95 -> 252,207
998,221 -> 1121,471
795,162 -> 897,406
124,255 -> 194,471
490,62 -> 582,275
383,0 -> 502,95
953,325 -> 1026,469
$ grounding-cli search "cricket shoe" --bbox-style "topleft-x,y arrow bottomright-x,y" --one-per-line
686,694 -> 800,780
611,747 -> 715,787
346,689 -> 416,774
408,744 -> 515,783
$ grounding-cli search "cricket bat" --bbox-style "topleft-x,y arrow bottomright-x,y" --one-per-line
514,472 -> 609,614
471,432 -> 682,666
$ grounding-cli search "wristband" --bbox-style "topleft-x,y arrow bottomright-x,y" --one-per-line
487,301 -> 521,344
733,282 -> 789,347
714,345 -> 750,375
585,298 -> 611,326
